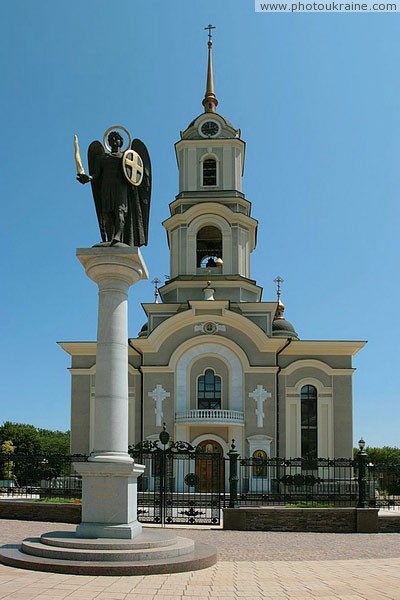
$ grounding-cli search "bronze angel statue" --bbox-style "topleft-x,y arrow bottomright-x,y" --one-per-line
75,126 -> 151,246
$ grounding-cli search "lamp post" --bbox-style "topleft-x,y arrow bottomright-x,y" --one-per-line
357,437 -> 368,508
228,440 -> 239,508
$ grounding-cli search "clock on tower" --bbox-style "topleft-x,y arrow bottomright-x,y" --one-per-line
200,121 -> 220,137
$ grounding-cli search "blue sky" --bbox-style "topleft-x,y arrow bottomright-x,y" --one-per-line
1,1 -> 399,447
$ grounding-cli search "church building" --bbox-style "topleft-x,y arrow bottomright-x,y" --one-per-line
60,33 -> 365,471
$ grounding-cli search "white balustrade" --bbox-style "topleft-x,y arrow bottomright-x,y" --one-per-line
175,409 -> 244,423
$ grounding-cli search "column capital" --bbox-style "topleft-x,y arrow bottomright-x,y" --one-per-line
76,247 -> 149,287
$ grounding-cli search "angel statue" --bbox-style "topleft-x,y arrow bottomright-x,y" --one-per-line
74,126 -> 151,246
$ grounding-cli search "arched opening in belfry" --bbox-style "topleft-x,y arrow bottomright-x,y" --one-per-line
202,158 -> 217,186
196,226 -> 222,268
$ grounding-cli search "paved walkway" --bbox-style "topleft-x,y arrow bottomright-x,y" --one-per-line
0,520 -> 399,599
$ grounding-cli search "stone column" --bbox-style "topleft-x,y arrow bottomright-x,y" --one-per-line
74,246 -> 148,539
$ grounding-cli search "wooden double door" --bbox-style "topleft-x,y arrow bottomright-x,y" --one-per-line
195,440 -> 225,492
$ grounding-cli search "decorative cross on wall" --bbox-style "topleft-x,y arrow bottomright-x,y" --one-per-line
148,385 -> 170,427
249,385 -> 272,428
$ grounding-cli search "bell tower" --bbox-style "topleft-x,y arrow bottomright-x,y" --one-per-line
160,28 -> 261,303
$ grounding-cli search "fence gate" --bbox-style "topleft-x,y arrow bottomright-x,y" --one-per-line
129,428 -> 221,526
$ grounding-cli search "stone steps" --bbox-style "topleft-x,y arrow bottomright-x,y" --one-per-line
40,530 -> 177,550
21,536 -> 194,562
0,541 -> 217,576
0,527 -> 217,575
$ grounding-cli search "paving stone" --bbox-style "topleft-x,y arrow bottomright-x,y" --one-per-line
124,595 -> 155,600
2,595 -> 42,600
0,520 -> 399,599
95,593 -> 128,599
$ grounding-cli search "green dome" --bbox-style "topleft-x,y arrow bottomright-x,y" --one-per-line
138,322 -> 148,338
272,318 -> 299,340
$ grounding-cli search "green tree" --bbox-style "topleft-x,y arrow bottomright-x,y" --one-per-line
355,446 -> 400,498
0,422 -> 41,454
0,423 -> 71,484
0,440 -> 15,480
0,422 -> 70,455
37,428 -> 70,455
364,446 -> 400,464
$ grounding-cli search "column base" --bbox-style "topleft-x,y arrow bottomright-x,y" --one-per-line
76,520 -> 142,540
74,461 -> 145,540
88,452 -> 133,464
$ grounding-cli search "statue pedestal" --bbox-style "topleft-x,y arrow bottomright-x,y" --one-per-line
74,461 -> 145,539
75,246 -> 148,539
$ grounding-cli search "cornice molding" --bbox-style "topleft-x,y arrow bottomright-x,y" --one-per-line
280,340 -> 366,357
58,341 -> 141,357
140,366 -> 174,374
169,194 -> 251,217
162,201 -> 258,236
158,279 -> 263,301
140,365 -> 279,374
58,342 -> 97,356
175,137 -> 244,150
280,358 -> 356,377
69,366 -> 95,375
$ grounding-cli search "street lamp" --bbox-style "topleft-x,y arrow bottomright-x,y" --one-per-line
357,437 -> 368,508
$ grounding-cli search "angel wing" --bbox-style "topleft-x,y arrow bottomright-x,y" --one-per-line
88,141 -> 106,242
131,138 -> 152,245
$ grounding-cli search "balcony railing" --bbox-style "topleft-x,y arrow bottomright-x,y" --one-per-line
175,409 -> 244,424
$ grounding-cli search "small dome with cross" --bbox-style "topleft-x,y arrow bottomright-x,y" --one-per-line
271,277 -> 299,340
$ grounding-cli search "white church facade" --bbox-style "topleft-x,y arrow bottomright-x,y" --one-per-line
60,35 -> 365,473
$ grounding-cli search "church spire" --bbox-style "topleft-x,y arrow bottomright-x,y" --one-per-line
202,24 -> 218,113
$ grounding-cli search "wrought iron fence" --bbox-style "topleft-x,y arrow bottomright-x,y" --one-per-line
367,463 -> 400,510
1,445 -> 399,517
0,453 -> 87,499
225,456 -> 358,507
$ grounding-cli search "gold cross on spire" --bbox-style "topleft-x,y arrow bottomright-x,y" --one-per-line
204,24 -> 216,43
274,276 -> 284,301
152,277 -> 161,304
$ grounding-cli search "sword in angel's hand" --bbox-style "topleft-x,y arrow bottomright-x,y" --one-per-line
74,134 -> 91,184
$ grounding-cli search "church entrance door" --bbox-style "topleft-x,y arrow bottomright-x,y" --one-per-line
196,440 -> 224,493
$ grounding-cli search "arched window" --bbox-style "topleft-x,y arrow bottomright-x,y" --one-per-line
196,226 -> 222,268
301,385 -> 318,459
198,369 -> 221,410
202,158 -> 217,186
